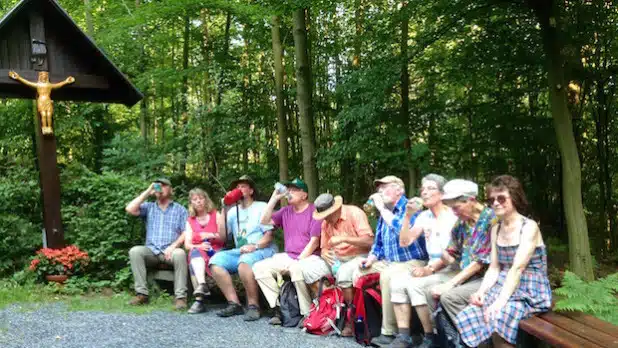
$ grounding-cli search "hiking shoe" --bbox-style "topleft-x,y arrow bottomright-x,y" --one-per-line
387,335 -> 412,348
128,294 -> 149,306
268,312 -> 282,325
297,315 -> 308,328
188,301 -> 206,314
414,335 -> 435,348
243,305 -> 260,321
216,301 -> 244,317
174,297 -> 188,311
193,283 -> 210,297
371,334 -> 396,347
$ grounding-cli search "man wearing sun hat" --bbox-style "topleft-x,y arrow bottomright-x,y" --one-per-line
254,177 -> 324,326
209,175 -> 276,321
125,177 -> 189,310
309,192 -> 375,336
354,175 -> 429,346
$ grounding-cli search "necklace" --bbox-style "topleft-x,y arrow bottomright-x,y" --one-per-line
196,214 -> 210,226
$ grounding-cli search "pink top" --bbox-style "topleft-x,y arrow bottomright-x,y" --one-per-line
189,210 -> 224,251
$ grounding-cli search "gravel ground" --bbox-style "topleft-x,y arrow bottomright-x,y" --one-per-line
0,303 -> 363,348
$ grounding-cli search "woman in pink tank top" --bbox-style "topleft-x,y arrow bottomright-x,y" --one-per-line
184,188 -> 225,313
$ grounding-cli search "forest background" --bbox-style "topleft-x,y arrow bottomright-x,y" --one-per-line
0,0 -> 616,318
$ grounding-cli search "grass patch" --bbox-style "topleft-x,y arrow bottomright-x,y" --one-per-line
0,279 -> 175,314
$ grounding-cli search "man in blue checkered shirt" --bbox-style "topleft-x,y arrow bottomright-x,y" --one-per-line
125,178 -> 189,310
354,175 -> 428,346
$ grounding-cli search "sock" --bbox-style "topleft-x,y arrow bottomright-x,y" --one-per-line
398,328 -> 411,340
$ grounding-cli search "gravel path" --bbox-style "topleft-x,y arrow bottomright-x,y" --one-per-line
0,303 -> 363,348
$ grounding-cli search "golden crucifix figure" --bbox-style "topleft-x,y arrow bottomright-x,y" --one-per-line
8,71 -> 75,135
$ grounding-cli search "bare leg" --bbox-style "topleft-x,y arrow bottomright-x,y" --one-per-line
238,263 -> 260,307
309,281 -> 319,298
211,265 -> 240,303
415,305 -> 434,333
492,333 -> 515,348
393,303 -> 411,329
190,257 -> 207,284
343,288 -> 355,304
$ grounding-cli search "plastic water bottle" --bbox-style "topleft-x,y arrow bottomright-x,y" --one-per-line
331,259 -> 341,275
363,198 -> 375,214
274,182 -> 288,194
354,316 -> 365,341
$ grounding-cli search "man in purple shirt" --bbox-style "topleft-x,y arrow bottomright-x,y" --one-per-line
254,178 -> 323,325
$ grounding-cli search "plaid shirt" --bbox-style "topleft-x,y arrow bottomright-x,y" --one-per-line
370,195 -> 428,262
140,201 -> 188,255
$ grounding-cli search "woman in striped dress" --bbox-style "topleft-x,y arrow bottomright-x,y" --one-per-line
455,175 -> 552,347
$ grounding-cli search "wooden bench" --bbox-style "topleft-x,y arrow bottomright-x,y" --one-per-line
519,311 -> 618,347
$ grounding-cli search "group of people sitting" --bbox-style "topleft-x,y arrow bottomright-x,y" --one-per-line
124,173 -> 552,348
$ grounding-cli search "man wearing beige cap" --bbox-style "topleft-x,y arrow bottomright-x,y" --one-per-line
309,193 -> 375,336
354,175 -> 428,346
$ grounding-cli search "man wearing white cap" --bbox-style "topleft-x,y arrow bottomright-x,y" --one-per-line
402,179 -> 496,348
310,193 -> 375,336
355,175 -> 429,346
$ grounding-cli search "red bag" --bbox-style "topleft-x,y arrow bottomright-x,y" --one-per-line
351,273 -> 383,345
303,277 -> 344,335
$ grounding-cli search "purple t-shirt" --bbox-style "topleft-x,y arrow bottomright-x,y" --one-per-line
272,204 -> 322,259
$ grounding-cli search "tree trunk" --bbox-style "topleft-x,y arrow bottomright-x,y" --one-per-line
179,13 -> 190,176
271,15 -> 289,182
400,1 -> 415,196
533,0 -> 594,280
217,12 -> 232,106
292,8 -> 318,200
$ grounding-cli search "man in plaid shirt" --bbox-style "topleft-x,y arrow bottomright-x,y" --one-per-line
125,178 -> 189,310
354,175 -> 428,346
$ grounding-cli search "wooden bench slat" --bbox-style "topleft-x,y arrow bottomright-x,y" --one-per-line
539,312 -> 618,347
520,316 -> 603,348
560,311 -> 618,339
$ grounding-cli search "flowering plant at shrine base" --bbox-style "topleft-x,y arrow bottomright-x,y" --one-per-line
29,245 -> 89,278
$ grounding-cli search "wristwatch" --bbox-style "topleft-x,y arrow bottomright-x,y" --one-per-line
427,265 -> 435,274
254,243 -> 260,250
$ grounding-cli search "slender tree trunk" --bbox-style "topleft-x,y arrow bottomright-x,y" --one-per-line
135,0 -> 148,143
532,0 -> 594,280
179,13 -> 190,176
272,16 -> 289,182
400,1 -> 416,195
292,8 -> 318,199
217,12 -> 232,106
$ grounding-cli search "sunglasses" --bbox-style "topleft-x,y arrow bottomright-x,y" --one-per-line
488,195 -> 508,205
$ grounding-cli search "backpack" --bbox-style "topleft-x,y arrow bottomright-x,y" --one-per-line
280,280 -> 302,327
435,305 -> 465,348
303,276 -> 344,335
351,273 -> 383,346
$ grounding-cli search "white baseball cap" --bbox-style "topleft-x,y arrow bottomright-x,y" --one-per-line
442,179 -> 478,201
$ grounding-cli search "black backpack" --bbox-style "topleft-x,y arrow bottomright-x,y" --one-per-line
280,280 -> 302,327
435,305 -> 466,348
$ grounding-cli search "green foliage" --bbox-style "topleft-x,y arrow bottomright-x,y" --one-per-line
554,271 -> 618,325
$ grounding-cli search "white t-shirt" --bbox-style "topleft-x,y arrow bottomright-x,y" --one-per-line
414,208 -> 458,262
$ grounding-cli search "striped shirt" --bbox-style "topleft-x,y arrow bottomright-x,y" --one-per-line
139,201 -> 188,255
370,195 -> 428,262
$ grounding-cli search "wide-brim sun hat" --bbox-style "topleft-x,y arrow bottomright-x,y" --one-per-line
313,194 -> 343,220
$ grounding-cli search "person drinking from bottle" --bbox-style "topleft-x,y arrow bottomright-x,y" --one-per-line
387,174 -> 458,348
184,188 -> 226,314
254,177 -> 323,326
353,175 -> 429,347
309,193 -> 375,336
125,178 -> 189,310
209,175 -> 276,321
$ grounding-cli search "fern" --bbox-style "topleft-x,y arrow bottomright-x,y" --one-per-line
554,271 -> 618,325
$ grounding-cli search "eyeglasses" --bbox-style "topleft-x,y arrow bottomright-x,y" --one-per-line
488,195 -> 508,205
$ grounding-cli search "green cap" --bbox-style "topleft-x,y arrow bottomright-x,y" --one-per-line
283,178 -> 308,193
154,178 -> 172,186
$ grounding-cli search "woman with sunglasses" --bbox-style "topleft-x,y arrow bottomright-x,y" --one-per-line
455,175 -> 552,348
